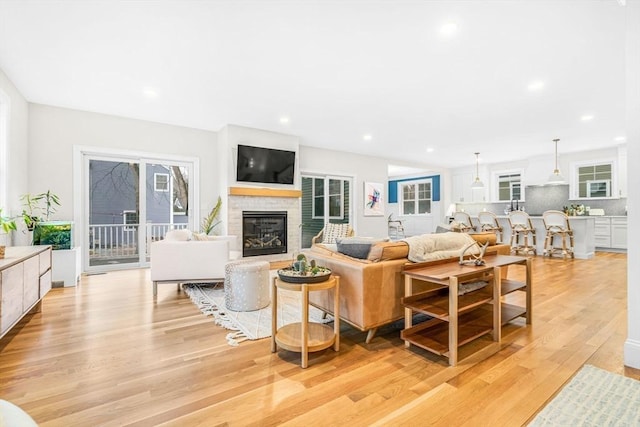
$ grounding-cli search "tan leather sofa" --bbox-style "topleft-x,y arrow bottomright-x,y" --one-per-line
306,236 -> 511,343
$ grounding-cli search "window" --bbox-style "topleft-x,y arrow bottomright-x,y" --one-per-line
312,177 -> 345,219
328,178 -> 344,219
154,173 -> 170,192
312,178 -> 324,218
491,169 -> 524,202
576,162 -> 613,198
123,210 -> 138,231
400,180 -> 432,215
0,90 -> 8,209
498,173 -> 522,201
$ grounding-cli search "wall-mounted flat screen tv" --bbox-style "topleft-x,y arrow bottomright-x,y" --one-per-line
236,144 -> 296,185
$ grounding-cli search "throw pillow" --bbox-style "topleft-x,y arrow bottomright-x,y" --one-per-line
164,229 -> 192,241
322,222 -> 352,244
336,237 -> 374,259
435,224 -> 452,233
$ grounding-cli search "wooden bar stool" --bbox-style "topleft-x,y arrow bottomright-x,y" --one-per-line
542,210 -> 574,259
478,211 -> 503,242
452,211 -> 475,233
508,211 -> 536,255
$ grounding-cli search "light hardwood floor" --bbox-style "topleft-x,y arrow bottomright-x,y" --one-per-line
0,252 -> 637,426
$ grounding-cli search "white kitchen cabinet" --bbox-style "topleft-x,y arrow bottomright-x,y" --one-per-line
452,172 -> 473,203
611,217 -> 627,249
593,216 -> 627,250
594,217 -> 611,248
0,246 -> 53,338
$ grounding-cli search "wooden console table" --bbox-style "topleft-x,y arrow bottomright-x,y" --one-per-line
271,275 -> 340,368
402,255 -> 531,366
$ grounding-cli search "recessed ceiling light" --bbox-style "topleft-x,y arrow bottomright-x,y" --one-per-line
142,87 -> 159,98
279,116 -> 290,124
363,134 -> 372,141
527,81 -> 545,91
426,147 -> 435,153
614,136 -> 626,142
581,114 -> 594,121
439,22 -> 458,37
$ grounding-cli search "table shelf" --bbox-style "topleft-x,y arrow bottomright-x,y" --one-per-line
271,275 -> 340,368
402,254 -> 532,366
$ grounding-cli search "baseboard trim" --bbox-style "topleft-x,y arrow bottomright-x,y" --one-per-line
624,338 -> 640,369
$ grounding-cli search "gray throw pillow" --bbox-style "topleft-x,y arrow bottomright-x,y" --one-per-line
336,237 -> 374,259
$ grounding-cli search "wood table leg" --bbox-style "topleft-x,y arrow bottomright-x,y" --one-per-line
271,277 -> 277,353
449,276 -> 459,366
333,277 -> 340,351
301,284 -> 309,368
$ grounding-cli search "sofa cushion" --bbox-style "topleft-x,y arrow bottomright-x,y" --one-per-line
336,237 -> 375,259
322,222 -> 353,244
191,232 -> 213,241
367,240 -> 409,262
469,232 -> 497,246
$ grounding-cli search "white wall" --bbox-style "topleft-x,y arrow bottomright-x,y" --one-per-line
299,145 -> 388,238
624,0 -> 640,370
28,104 -> 218,225
0,69 -> 29,226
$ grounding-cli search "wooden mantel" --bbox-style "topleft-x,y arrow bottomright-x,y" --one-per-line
228,187 -> 302,198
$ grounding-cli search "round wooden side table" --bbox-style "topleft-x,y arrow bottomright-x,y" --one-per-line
271,275 -> 340,368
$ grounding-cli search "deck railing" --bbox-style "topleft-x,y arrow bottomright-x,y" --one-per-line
88,223 -> 189,265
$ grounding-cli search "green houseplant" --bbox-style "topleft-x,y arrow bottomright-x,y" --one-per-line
0,208 -> 17,259
201,196 -> 222,235
21,190 -> 61,230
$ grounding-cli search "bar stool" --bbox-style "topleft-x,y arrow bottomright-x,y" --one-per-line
452,211 -> 475,233
508,211 -> 537,255
478,211 -> 503,242
542,210 -> 574,259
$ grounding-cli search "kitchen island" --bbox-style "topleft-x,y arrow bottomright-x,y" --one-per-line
472,215 -> 596,259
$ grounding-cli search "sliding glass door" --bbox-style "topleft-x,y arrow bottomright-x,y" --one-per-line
300,174 -> 353,248
82,152 -> 195,271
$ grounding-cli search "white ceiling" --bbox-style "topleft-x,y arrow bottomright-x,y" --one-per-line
0,0 -> 629,171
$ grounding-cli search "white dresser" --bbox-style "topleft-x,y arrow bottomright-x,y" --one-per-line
0,246 -> 52,339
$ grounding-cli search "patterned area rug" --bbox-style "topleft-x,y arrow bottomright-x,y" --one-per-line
183,283 -> 332,346
528,364 -> 640,426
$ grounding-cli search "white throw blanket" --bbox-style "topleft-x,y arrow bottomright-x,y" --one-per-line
402,232 -> 479,263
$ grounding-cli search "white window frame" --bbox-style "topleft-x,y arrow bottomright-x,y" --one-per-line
123,210 -> 138,231
312,177 -> 345,220
570,159 -> 617,200
491,168 -> 525,202
399,179 -> 433,216
311,177 -> 324,220
154,172 -> 170,192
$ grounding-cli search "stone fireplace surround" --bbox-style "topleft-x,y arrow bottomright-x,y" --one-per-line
227,187 -> 301,263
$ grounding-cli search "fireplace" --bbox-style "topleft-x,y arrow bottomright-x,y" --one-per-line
242,211 -> 287,257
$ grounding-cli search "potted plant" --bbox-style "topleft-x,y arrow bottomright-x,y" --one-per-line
21,190 -> 61,230
20,191 -> 71,249
201,196 -> 222,235
277,253 -> 332,283
0,208 -> 17,259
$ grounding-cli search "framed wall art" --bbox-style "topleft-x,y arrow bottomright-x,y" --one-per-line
364,182 -> 384,216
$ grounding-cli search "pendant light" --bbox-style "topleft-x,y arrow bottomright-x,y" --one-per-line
471,152 -> 484,189
547,138 -> 566,185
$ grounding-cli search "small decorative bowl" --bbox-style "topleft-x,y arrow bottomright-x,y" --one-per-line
277,267 -> 332,284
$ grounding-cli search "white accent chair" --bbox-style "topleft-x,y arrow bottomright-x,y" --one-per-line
150,230 -> 240,296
